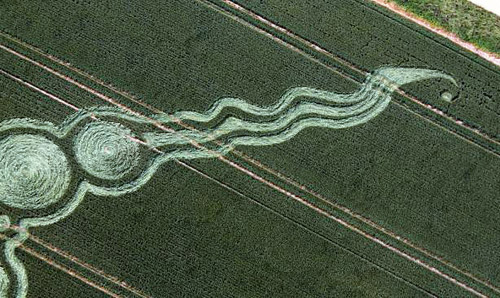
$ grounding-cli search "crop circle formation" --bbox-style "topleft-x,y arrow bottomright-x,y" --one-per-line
74,121 -> 140,180
0,134 -> 71,209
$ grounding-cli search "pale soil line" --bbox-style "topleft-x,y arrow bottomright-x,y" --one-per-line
219,0 -> 366,75
1,38 -> 497,294
0,68 -> 79,112
176,161 -> 438,297
0,45 -> 146,121
190,1 -> 500,292
203,0 -> 500,150
370,0 -> 500,66
0,32 -> 141,102
0,70 -> 214,296
0,74 -> 154,297
2,30 -> 498,152
222,0 -> 500,67
0,40 -> 491,296
29,235 -> 151,298
0,234 -> 121,298
0,70 -> 157,297
2,38 -> 493,294
20,245 -> 122,298
0,45 -> 182,140
235,149 -> 500,295
0,69 -> 149,150
395,89 -> 498,148
221,157 -> 487,298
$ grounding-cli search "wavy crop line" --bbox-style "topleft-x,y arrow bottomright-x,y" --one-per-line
196,0 -> 500,153
0,46 -> 492,298
2,66 -> 453,210
2,90 -> 488,297
0,75 -> 154,297
3,29 -> 496,153
0,37 -> 495,296
13,100 -> 485,297
83,108 -> 495,295
144,82 -> 391,149
0,233 -> 122,298
0,72 -> 230,296
15,145 -> 223,230
0,79 -> 164,297
7,77 -> 490,298
0,71 -> 445,298
144,68 -> 454,150
0,47 -> 492,296
3,234 -> 28,298
1,224 -> 151,298
21,44 -> 487,296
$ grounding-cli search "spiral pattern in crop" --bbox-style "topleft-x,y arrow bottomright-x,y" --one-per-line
0,134 -> 71,209
74,121 -> 140,180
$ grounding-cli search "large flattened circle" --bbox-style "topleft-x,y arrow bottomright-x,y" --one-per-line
74,121 -> 140,180
0,134 -> 71,209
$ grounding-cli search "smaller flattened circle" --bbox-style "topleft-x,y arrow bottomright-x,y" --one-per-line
0,134 -> 71,209
440,91 -> 454,102
74,121 -> 140,180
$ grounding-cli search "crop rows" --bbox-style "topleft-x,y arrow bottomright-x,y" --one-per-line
0,0 -> 498,296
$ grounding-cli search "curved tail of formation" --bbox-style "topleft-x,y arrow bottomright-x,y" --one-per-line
0,66 -> 456,298
144,67 -> 456,152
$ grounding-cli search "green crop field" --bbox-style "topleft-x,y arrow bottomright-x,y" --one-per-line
388,0 -> 500,54
0,0 -> 499,297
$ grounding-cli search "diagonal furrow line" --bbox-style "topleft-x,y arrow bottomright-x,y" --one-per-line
1,69 -> 279,296
232,149 -> 500,293
0,32 -> 496,296
365,0 -> 500,66
19,245 -> 121,298
220,157 -> 486,297
0,71 -> 154,297
2,29 -> 498,157
0,38 -> 496,295
0,32 -> 137,102
0,68 -> 147,148
0,71 -> 266,296
176,161 -> 438,297
0,67 -> 283,295
28,234 -> 151,298
0,44 -> 144,120
199,0 -> 500,155
0,68 -> 79,112
218,0 -> 367,76
174,4 -> 500,292
0,233 -> 122,298
202,2 -> 500,288
1,35 -> 494,296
